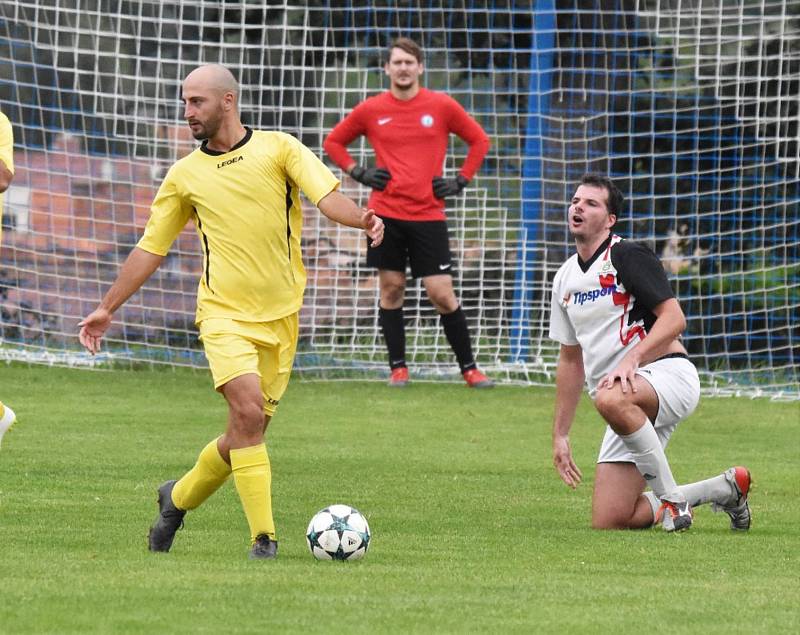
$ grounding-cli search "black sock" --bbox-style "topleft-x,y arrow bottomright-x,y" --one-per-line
440,306 -> 476,373
379,306 -> 406,369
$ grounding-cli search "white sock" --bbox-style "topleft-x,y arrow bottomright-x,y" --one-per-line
643,492 -> 661,520
620,420 -> 683,502
644,472 -> 734,519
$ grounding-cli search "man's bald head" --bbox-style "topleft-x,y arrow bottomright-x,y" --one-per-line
183,64 -> 239,100
182,64 -> 242,142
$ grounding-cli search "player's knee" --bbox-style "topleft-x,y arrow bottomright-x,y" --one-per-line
381,285 -> 405,307
591,511 -> 634,530
427,289 -> 458,313
229,398 -> 265,433
432,297 -> 458,314
593,388 -> 624,419
591,518 -> 625,530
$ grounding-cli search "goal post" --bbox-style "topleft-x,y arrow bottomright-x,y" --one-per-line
0,1 -> 797,398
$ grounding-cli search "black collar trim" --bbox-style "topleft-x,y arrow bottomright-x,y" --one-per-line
577,233 -> 613,273
200,126 -> 253,156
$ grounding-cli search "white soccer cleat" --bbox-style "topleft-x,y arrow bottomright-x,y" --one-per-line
656,498 -> 693,532
711,466 -> 752,531
0,404 -> 17,449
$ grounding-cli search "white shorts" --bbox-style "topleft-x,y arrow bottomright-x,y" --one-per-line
596,355 -> 701,463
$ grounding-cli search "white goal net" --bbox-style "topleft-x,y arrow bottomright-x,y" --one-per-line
0,1 -> 797,398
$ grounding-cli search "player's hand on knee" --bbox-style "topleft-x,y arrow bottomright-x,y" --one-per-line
599,357 -> 640,393
432,174 -> 469,199
350,165 -> 391,191
553,436 -> 582,489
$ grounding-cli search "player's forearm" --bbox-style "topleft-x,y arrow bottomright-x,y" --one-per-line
451,111 -> 490,179
627,298 -> 687,365
322,130 -> 357,172
317,190 -> 366,229
98,247 -> 164,314
553,355 -> 584,439
553,382 -> 583,440
0,162 -> 12,193
460,134 -> 490,180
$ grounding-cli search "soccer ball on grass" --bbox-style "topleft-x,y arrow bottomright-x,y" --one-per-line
306,504 -> 371,561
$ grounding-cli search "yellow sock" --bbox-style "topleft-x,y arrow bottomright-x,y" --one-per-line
172,437 -> 232,510
230,443 -> 275,542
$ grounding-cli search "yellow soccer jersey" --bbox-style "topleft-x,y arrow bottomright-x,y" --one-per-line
137,128 -> 339,323
0,110 -> 14,239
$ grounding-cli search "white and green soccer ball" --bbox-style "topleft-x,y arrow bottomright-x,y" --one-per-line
306,504 -> 371,561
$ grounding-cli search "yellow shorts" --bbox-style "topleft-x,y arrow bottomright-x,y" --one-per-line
198,313 -> 299,416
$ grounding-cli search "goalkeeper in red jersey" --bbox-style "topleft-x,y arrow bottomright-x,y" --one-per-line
324,37 -> 493,388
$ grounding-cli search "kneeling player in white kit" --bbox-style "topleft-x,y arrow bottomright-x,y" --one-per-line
548,174 -> 751,532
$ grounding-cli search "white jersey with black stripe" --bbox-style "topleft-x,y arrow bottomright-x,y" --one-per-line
549,233 -> 675,395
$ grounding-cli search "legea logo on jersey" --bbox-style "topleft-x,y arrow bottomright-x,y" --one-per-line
420,114 -> 434,127
573,285 -> 617,306
217,156 -> 244,169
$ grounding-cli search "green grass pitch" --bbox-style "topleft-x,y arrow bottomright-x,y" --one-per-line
0,363 -> 797,633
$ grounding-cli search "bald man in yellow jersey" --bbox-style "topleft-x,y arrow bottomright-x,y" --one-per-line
78,65 -> 384,559
0,109 -> 17,449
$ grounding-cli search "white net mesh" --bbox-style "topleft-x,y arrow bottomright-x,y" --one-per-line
0,1 -> 797,398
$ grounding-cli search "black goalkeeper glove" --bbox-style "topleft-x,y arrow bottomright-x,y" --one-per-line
432,174 -> 470,199
350,165 -> 392,191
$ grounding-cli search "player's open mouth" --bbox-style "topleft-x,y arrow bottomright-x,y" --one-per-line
571,214 -> 583,225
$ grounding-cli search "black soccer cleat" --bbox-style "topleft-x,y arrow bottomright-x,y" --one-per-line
249,534 -> 278,560
148,479 -> 186,552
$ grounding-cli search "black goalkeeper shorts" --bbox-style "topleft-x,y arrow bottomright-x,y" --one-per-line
366,216 -> 453,279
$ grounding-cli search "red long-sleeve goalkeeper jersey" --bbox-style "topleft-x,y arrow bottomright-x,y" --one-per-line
323,88 -> 490,222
